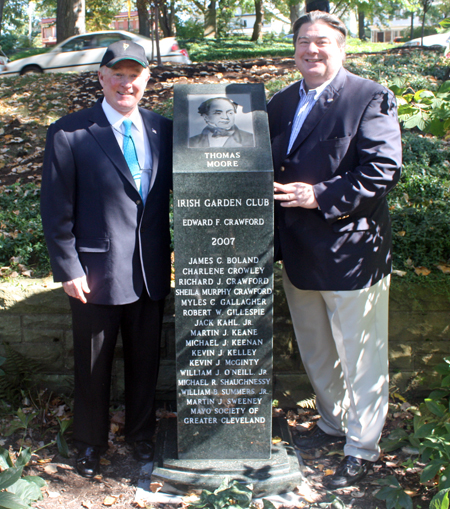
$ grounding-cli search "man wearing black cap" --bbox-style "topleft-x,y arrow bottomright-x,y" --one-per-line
41,41 -> 173,477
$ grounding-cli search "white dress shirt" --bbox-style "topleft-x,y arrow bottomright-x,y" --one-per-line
287,77 -> 334,154
102,99 -> 154,202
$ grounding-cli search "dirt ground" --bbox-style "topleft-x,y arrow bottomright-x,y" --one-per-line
1,402 -> 434,509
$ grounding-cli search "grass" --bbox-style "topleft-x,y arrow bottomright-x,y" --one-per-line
179,35 -> 397,62
8,47 -> 49,61
6,35 -> 397,65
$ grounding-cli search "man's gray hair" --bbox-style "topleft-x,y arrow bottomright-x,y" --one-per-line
292,11 -> 347,48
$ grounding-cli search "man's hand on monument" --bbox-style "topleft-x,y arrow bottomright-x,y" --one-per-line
274,182 -> 319,209
62,276 -> 91,303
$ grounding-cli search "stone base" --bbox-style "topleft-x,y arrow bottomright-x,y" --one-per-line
151,417 -> 303,496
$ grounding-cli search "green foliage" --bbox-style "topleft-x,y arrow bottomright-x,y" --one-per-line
178,36 -> 295,62
179,35 -> 398,63
431,488 -> 450,509
375,476 -> 413,509
392,79 -> 450,136
0,446 -> 45,509
0,183 -> 50,276
0,345 -> 42,408
296,396 -> 317,409
9,47 -> 49,62
188,478 -> 254,509
346,37 -> 396,52
382,357 -> 450,507
388,133 -> 450,271
5,408 -> 37,439
345,51 -> 447,89
0,0 -> 29,36
85,0 -> 123,31
0,34 -> 21,53
187,478 -> 276,509
175,18 -> 205,40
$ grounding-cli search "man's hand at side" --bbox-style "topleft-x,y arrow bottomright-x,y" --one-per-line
274,181 -> 319,209
62,276 -> 91,303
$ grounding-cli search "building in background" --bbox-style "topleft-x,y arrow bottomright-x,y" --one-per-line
231,7 -> 291,35
41,11 -> 141,47
369,18 -> 410,42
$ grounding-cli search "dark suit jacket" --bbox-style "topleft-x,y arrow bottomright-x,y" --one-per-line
189,126 -> 254,147
268,67 -> 402,291
41,99 -> 173,305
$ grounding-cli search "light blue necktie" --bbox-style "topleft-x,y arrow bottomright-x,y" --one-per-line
122,119 -> 142,197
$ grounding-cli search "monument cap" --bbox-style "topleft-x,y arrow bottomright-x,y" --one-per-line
100,40 -> 148,68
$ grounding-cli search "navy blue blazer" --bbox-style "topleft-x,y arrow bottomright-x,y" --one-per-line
268,67 -> 402,291
41,99 -> 173,305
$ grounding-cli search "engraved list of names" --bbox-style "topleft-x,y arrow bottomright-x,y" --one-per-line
173,84 -> 274,460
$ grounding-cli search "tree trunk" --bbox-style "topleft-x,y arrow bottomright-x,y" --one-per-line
0,0 -> 5,35
410,11 -> 414,40
137,0 -> 150,37
421,0 -> 431,45
289,3 -> 301,31
159,0 -> 175,37
204,0 -> 216,38
57,0 -> 85,42
251,0 -> 262,41
74,0 -> 85,35
154,1 -> 162,66
358,7 -> 365,40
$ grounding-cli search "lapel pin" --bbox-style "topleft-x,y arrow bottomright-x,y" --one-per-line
326,98 -> 334,103
152,128 -> 157,134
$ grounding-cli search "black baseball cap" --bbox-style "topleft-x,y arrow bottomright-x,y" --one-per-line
100,40 -> 148,68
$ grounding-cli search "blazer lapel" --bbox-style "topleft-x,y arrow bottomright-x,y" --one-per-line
141,109 -> 160,195
288,67 -> 346,155
88,101 -> 137,190
280,82 -> 301,157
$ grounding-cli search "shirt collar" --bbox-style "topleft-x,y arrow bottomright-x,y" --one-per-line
102,99 -> 144,134
299,75 -> 335,101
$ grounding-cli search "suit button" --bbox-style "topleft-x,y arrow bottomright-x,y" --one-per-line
280,166 -> 285,172
136,199 -> 142,205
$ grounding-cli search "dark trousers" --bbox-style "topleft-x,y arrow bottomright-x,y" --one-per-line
69,292 -> 164,449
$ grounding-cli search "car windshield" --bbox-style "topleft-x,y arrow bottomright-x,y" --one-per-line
60,35 -> 96,52
94,33 -> 132,48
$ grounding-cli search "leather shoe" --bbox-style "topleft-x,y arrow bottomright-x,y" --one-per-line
76,446 -> 101,478
133,440 -> 154,462
293,425 -> 345,450
324,455 -> 371,489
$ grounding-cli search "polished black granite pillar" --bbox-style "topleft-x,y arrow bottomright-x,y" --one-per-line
173,83 -> 273,460
151,83 -> 302,493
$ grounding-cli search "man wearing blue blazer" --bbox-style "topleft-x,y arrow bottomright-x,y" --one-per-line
41,41 -> 172,477
268,11 -> 402,488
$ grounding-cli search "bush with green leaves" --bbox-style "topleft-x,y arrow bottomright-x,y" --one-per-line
392,79 -> 450,137
381,357 -> 450,508
0,446 -> 45,509
388,133 -> 450,272
187,477 -> 277,509
0,182 -> 50,276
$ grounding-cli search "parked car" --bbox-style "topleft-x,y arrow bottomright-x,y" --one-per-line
0,30 -> 190,76
402,31 -> 450,48
0,46 -> 7,72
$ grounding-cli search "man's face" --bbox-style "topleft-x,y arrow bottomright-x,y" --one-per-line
203,99 -> 236,130
98,60 -> 149,116
294,21 -> 345,89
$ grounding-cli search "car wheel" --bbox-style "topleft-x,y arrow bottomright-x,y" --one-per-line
20,65 -> 43,75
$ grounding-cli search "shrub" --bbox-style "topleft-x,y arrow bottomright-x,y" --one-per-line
389,133 -> 450,272
0,183 -> 50,276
